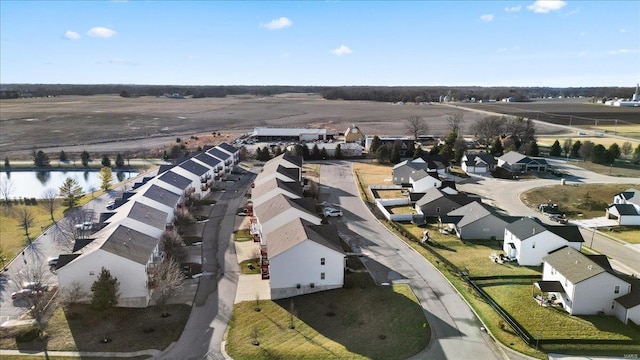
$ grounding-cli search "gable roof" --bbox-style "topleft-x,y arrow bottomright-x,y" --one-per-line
615,278 -> 640,309
506,217 -> 584,242
100,225 -> 159,265
217,142 -> 238,154
609,203 -> 640,216
254,194 -> 317,224
499,151 -> 530,164
142,184 -> 181,208
158,171 -> 192,191
543,246 -> 608,284
446,202 -> 503,228
410,169 -> 437,182
465,152 -> 497,166
194,152 -> 223,167
617,188 -> 640,206
126,202 -> 169,230
266,218 -> 344,259
546,225 -> 585,243
251,177 -> 302,202
178,159 -> 209,176
206,147 -> 230,161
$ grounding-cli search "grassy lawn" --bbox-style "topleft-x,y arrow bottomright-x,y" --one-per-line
388,206 -> 416,215
352,162 -> 640,358
375,189 -> 404,199
239,258 -> 261,275
226,285 -> 429,360
477,278 -> 640,356
234,229 -> 253,242
604,226 -> 640,244
521,183 -> 639,219
0,304 -> 190,352
571,160 -> 640,178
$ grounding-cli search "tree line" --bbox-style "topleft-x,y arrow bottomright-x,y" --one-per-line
1,84 -> 635,102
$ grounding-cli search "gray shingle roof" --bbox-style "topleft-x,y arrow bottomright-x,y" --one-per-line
252,178 -> 302,202
194,152 -> 223,167
618,188 -> 640,206
506,217 -> 584,242
206,148 -> 230,161
127,202 -> 169,230
158,171 -> 192,190
218,142 -> 238,154
609,204 -> 640,216
499,151 -> 530,164
446,202 -> 499,228
265,218 -> 344,259
142,184 -> 181,208
254,194 -> 316,224
100,225 -> 159,265
178,159 -> 209,176
542,247 -> 606,284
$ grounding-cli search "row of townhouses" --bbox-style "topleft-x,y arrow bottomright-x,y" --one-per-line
55,143 -> 240,307
248,154 -> 346,300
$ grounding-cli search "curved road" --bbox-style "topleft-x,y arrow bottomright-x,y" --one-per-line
456,158 -> 640,275
319,161 -> 523,360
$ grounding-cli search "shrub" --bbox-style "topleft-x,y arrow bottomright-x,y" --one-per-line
15,327 -> 39,343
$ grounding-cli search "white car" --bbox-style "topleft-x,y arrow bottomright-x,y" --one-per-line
48,257 -> 59,267
74,222 -> 94,231
323,208 -> 343,217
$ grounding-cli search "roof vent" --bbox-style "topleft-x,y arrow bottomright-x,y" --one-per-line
587,265 -> 593,270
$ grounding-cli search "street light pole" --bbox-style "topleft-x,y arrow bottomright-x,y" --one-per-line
590,227 -> 597,249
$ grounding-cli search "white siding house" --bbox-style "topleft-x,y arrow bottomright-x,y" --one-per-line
503,218 -> 584,266
538,247 -> 633,320
266,218 -> 345,300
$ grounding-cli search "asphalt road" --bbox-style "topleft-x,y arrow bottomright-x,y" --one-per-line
456,158 -> 640,276
319,161 -> 518,360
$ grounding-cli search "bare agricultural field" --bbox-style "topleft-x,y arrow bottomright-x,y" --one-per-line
1,94 -> 564,158
457,98 -> 640,134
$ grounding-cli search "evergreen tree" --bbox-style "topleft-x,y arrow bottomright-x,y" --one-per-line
375,145 -> 389,163
59,150 -> 68,162
591,144 -> 607,164
524,140 -> 539,157
607,143 -> 621,162
429,144 -> 441,156
369,136 -> 382,154
115,154 -> 125,168
311,144 -> 320,160
33,150 -> 50,167
390,141 -> 401,164
101,155 -> 111,167
301,144 -> 310,160
334,144 -> 343,159
439,130 -> 458,161
549,140 -> 562,157
413,146 -> 424,159
490,137 -> 504,156
632,144 -> 640,164
453,138 -> 468,164
570,140 -> 582,158
99,167 -> 113,191
90,268 -> 120,312
319,147 -> 328,160
4,157 -> 9,168
81,151 -> 91,167
59,177 -> 84,209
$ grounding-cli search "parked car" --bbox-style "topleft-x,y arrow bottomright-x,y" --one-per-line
549,214 -> 568,224
237,210 -> 249,216
324,207 -> 343,217
74,222 -> 94,231
106,201 -> 116,210
21,281 -> 48,291
11,289 -> 42,300
47,257 -> 59,267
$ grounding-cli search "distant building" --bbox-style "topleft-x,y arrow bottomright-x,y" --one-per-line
344,124 -> 365,144
364,136 -> 414,156
251,127 -> 333,142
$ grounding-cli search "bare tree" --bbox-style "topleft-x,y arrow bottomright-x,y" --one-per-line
562,139 -> 573,158
621,141 -> 633,157
59,281 -> 88,319
405,116 -> 429,140
15,207 -> 35,245
10,262 -> 51,333
160,230 -> 187,263
150,258 -> 184,317
470,116 -> 504,146
447,112 -> 465,134
1,178 -> 14,204
40,188 -> 59,224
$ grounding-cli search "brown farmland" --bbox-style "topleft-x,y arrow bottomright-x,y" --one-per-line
457,98 -> 640,127
1,94 -> 576,158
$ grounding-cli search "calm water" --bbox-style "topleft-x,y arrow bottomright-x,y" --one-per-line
0,170 -> 138,199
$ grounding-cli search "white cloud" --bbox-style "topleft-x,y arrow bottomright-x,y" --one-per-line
261,17 -> 292,30
480,14 -> 494,22
64,30 -> 80,40
330,45 -> 352,56
527,0 -> 566,13
505,5 -> 522,12
87,26 -> 116,38
609,49 -> 638,55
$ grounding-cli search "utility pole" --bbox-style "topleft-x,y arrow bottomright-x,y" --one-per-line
590,227 -> 597,248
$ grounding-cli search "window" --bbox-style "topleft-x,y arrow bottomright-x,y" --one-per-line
614,285 -> 620,294
321,272 -> 325,280
532,242 -> 536,249
320,258 -> 325,265
435,207 -> 440,213
89,271 -> 95,276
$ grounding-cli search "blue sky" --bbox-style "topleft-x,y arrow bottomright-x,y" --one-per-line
1,1 -> 638,87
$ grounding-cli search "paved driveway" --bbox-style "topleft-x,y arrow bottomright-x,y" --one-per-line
319,161 -> 513,360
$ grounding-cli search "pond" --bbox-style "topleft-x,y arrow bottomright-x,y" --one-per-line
0,170 -> 138,199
